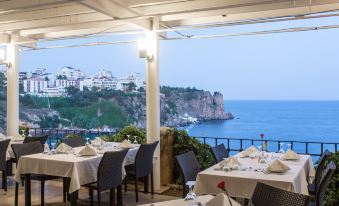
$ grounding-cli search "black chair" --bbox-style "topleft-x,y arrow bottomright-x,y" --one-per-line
211,143 -> 229,163
308,150 -> 330,195
124,141 -> 159,202
11,141 -> 61,206
175,151 -> 201,198
0,139 -> 10,191
251,182 -> 310,206
309,161 -> 336,206
23,134 -> 49,147
61,136 -> 86,147
86,149 -> 129,206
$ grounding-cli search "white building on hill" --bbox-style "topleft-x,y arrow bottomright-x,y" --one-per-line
58,66 -> 86,80
23,76 -> 48,94
116,72 -> 145,91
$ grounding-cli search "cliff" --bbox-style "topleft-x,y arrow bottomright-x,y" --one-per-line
0,86 -> 233,131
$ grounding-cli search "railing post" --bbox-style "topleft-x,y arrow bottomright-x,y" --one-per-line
215,138 -> 218,147
320,143 -> 323,155
306,142 -> 309,154
240,139 -> 243,152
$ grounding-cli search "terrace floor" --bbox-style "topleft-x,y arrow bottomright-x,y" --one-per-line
0,177 -> 178,206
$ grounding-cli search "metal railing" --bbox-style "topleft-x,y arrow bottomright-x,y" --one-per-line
193,136 -> 339,160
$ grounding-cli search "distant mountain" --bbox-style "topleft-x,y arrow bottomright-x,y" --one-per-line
0,85 -> 233,132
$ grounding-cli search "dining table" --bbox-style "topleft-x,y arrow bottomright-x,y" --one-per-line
194,152 -> 316,199
14,142 -> 139,206
139,195 -> 214,206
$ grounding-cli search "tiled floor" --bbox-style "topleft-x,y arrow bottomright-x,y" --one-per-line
0,178 -> 178,206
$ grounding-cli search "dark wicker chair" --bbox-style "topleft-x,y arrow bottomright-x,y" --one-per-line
61,137 -> 86,147
86,149 -> 129,206
175,151 -> 201,198
251,182 -> 310,206
0,139 -> 10,191
308,150 -> 330,195
11,141 -> 61,206
124,141 -> 159,202
23,134 -> 49,147
211,143 -> 229,163
309,161 -> 336,206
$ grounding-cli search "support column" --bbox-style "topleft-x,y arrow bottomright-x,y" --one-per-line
146,18 -> 161,190
6,37 -> 20,137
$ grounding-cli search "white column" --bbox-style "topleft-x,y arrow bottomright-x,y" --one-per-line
146,18 -> 161,190
6,39 -> 20,137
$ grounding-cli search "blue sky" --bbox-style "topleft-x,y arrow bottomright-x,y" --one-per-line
15,16 -> 339,100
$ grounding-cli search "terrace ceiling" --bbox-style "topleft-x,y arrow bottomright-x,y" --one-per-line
1,0 -> 339,43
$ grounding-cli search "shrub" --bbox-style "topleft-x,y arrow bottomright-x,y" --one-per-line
324,152 -> 339,206
101,125 -> 146,144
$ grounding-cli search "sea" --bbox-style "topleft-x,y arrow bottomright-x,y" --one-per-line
184,101 -> 339,156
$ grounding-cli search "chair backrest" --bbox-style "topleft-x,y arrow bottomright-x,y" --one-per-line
0,139 -> 10,170
211,143 -> 228,163
23,134 -> 49,147
251,182 -> 309,206
314,150 -> 331,189
97,149 -> 129,191
61,137 -> 86,147
175,151 -> 201,182
316,161 -> 336,206
134,141 -> 159,177
11,141 -> 43,160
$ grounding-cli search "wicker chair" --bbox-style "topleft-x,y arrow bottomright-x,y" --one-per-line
124,141 -> 159,202
0,139 -> 10,191
86,149 -> 128,206
11,141 -> 61,206
251,182 -> 309,206
61,136 -> 86,147
309,161 -> 336,206
175,151 -> 201,198
307,150 -> 330,195
211,143 -> 229,163
23,134 -> 49,147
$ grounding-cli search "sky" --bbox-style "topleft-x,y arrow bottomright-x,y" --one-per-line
10,16 -> 339,100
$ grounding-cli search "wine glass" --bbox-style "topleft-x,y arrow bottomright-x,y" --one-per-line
51,143 -> 56,155
279,143 -> 285,154
126,135 -> 131,142
21,130 -> 26,138
287,143 -> 292,151
133,136 -> 138,144
184,181 -> 197,206
85,138 -> 90,145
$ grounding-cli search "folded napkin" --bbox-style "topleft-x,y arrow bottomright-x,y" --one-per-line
206,193 -> 241,206
56,143 -> 72,153
283,149 -> 300,160
78,145 -> 97,156
0,133 -> 7,140
118,139 -> 133,149
241,146 -> 258,157
220,157 -> 242,169
267,159 -> 290,173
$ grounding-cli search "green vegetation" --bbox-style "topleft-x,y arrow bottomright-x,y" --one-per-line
324,152 -> 339,206
101,125 -> 146,143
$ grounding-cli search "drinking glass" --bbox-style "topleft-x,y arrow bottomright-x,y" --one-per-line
51,143 -> 56,155
133,136 -> 138,144
85,138 -> 90,145
184,181 -> 197,206
279,143 -> 285,154
21,130 -> 26,138
126,135 -> 131,142
287,143 -> 292,150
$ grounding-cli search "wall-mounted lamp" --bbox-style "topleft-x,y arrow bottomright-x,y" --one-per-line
0,47 -> 10,67
138,38 -> 153,61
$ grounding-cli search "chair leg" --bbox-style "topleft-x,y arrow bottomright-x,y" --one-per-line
98,190 -> 101,206
89,187 -> 94,206
63,178 -> 67,203
182,182 -> 186,198
134,176 -> 139,202
124,177 -> 127,192
2,170 -> 7,192
151,173 -> 154,197
41,180 -> 45,206
144,176 -> 149,194
110,188 -> 116,206
15,182 -> 19,206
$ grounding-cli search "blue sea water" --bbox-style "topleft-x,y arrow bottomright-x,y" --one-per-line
185,101 -> 339,155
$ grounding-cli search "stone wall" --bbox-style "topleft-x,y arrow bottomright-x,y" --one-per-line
160,127 -> 175,186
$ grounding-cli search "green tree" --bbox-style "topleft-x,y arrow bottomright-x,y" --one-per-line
89,118 -> 100,129
126,82 -> 137,92
0,72 -> 6,91
66,86 -> 79,96
72,113 -> 90,129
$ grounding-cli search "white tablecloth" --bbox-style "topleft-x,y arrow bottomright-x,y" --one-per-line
14,142 -> 139,193
139,195 -> 214,206
6,140 -> 23,160
195,154 -> 315,198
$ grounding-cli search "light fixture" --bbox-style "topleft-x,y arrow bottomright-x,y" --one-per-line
0,47 -> 9,67
138,38 -> 153,60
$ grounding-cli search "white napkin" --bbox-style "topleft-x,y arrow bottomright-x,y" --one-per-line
91,137 -> 103,145
220,157 -> 242,169
0,133 -> 7,140
56,143 -> 72,153
118,139 -> 133,149
206,193 -> 241,206
241,146 -> 258,157
267,159 -> 290,173
78,145 -> 97,156
283,149 -> 300,160
43,143 -> 51,153
13,134 -> 25,141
